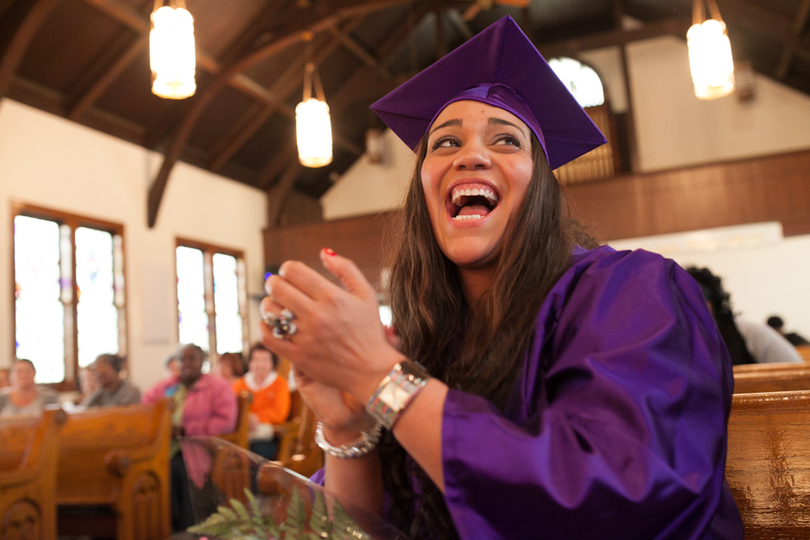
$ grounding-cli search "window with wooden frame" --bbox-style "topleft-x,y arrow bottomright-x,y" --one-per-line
12,203 -> 126,387
175,239 -> 248,361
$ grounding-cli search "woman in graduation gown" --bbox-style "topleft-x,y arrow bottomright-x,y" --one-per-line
260,15 -> 744,540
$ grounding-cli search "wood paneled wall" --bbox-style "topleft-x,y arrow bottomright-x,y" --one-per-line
264,149 -> 810,286
566,149 -> 810,241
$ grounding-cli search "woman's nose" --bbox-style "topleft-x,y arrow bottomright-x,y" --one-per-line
453,142 -> 491,170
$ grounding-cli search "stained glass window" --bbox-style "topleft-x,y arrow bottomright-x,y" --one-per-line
177,242 -> 247,359
76,227 -> 118,367
177,246 -> 209,351
14,216 -> 64,384
213,253 -> 244,354
13,208 -> 126,385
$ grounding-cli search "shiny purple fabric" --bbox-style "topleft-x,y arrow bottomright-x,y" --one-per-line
441,246 -> 744,539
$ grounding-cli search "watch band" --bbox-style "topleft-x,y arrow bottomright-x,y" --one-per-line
366,360 -> 430,430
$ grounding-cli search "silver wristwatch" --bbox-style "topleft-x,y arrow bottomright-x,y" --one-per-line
366,360 -> 430,430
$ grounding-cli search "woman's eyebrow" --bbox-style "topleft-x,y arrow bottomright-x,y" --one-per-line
428,118 -> 461,138
489,117 -> 529,135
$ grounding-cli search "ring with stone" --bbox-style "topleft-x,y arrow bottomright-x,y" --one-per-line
261,311 -> 279,326
272,308 -> 297,339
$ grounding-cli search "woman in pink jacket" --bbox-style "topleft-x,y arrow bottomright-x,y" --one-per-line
142,343 -> 237,532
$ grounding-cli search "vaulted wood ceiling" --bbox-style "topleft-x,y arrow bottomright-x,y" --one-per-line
2,0 -> 809,227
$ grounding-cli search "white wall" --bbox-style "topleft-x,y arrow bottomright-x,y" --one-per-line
610,224 -> 810,338
0,99 -> 267,391
320,129 -> 414,220
627,36 -> 810,172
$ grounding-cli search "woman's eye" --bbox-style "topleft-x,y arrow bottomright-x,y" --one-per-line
495,135 -> 520,147
432,137 -> 459,150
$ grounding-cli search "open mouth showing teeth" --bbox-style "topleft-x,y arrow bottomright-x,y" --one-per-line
450,186 -> 499,221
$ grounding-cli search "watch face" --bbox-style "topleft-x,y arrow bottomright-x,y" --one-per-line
380,382 -> 411,410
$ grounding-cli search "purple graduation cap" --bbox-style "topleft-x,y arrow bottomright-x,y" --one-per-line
370,15 -> 606,170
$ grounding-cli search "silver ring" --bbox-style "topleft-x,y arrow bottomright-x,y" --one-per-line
266,308 -> 297,340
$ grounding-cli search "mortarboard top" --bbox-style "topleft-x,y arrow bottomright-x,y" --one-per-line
370,15 -> 606,170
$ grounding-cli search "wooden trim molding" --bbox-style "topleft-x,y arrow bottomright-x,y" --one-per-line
263,149 -> 810,286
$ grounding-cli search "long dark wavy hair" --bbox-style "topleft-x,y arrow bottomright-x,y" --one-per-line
685,267 -> 755,366
380,132 -> 594,538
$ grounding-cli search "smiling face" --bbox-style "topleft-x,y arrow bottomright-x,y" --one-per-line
249,349 -> 274,383
179,345 -> 204,385
421,100 -> 534,272
11,360 -> 36,390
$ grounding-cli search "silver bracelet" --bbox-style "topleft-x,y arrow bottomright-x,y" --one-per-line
314,421 -> 384,459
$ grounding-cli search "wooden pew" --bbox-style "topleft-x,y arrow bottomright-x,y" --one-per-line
726,390 -> 810,537
57,401 -> 171,540
274,391 -> 323,478
797,345 -> 810,363
734,368 -> 810,394
216,391 -> 251,449
0,409 -> 66,540
733,362 -> 808,375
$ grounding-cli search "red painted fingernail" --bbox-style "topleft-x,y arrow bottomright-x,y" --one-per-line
323,248 -> 336,257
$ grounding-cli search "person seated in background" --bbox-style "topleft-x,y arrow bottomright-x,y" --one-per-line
687,267 -> 803,364
0,358 -> 59,417
212,351 -> 245,385
767,316 -> 810,347
0,368 -> 9,389
78,365 -> 100,404
232,343 -> 291,460
142,343 -> 237,532
164,353 -> 181,379
84,354 -> 141,407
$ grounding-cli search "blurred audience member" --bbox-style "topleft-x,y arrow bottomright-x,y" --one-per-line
142,344 -> 237,532
213,352 -> 245,384
78,365 -> 100,403
84,354 -> 141,407
165,353 -> 181,379
232,343 -> 291,460
767,316 -> 810,347
688,267 -> 803,364
0,368 -> 9,389
0,359 -> 59,417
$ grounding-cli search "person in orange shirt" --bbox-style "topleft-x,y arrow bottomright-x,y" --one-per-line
232,342 -> 291,459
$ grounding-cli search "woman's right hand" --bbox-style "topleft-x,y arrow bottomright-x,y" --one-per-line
293,366 -> 377,443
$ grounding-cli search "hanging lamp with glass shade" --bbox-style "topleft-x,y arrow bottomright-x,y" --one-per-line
296,60 -> 333,168
687,0 -> 735,100
150,0 -> 196,100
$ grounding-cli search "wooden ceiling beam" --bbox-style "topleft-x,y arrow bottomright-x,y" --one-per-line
258,142 -> 298,190
714,0 -> 810,63
258,5 -> 433,195
208,21 -> 360,172
775,0 -> 810,80
445,9 -> 473,40
67,33 -> 148,120
9,75 -> 145,142
434,9 -> 446,59
537,16 -> 692,58
267,159 -> 303,227
147,0 -> 417,227
328,24 -> 391,77
0,0 -> 63,101
330,4 -> 433,111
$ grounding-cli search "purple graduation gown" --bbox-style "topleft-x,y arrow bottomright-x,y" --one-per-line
441,246 -> 744,539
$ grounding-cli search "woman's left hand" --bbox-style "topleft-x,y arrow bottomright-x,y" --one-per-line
260,249 -> 403,404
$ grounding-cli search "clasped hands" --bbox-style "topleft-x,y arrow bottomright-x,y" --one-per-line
260,248 -> 404,440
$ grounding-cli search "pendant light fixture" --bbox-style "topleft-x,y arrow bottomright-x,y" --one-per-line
687,0 -> 735,100
150,0 -> 196,100
296,34 -> 333,168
